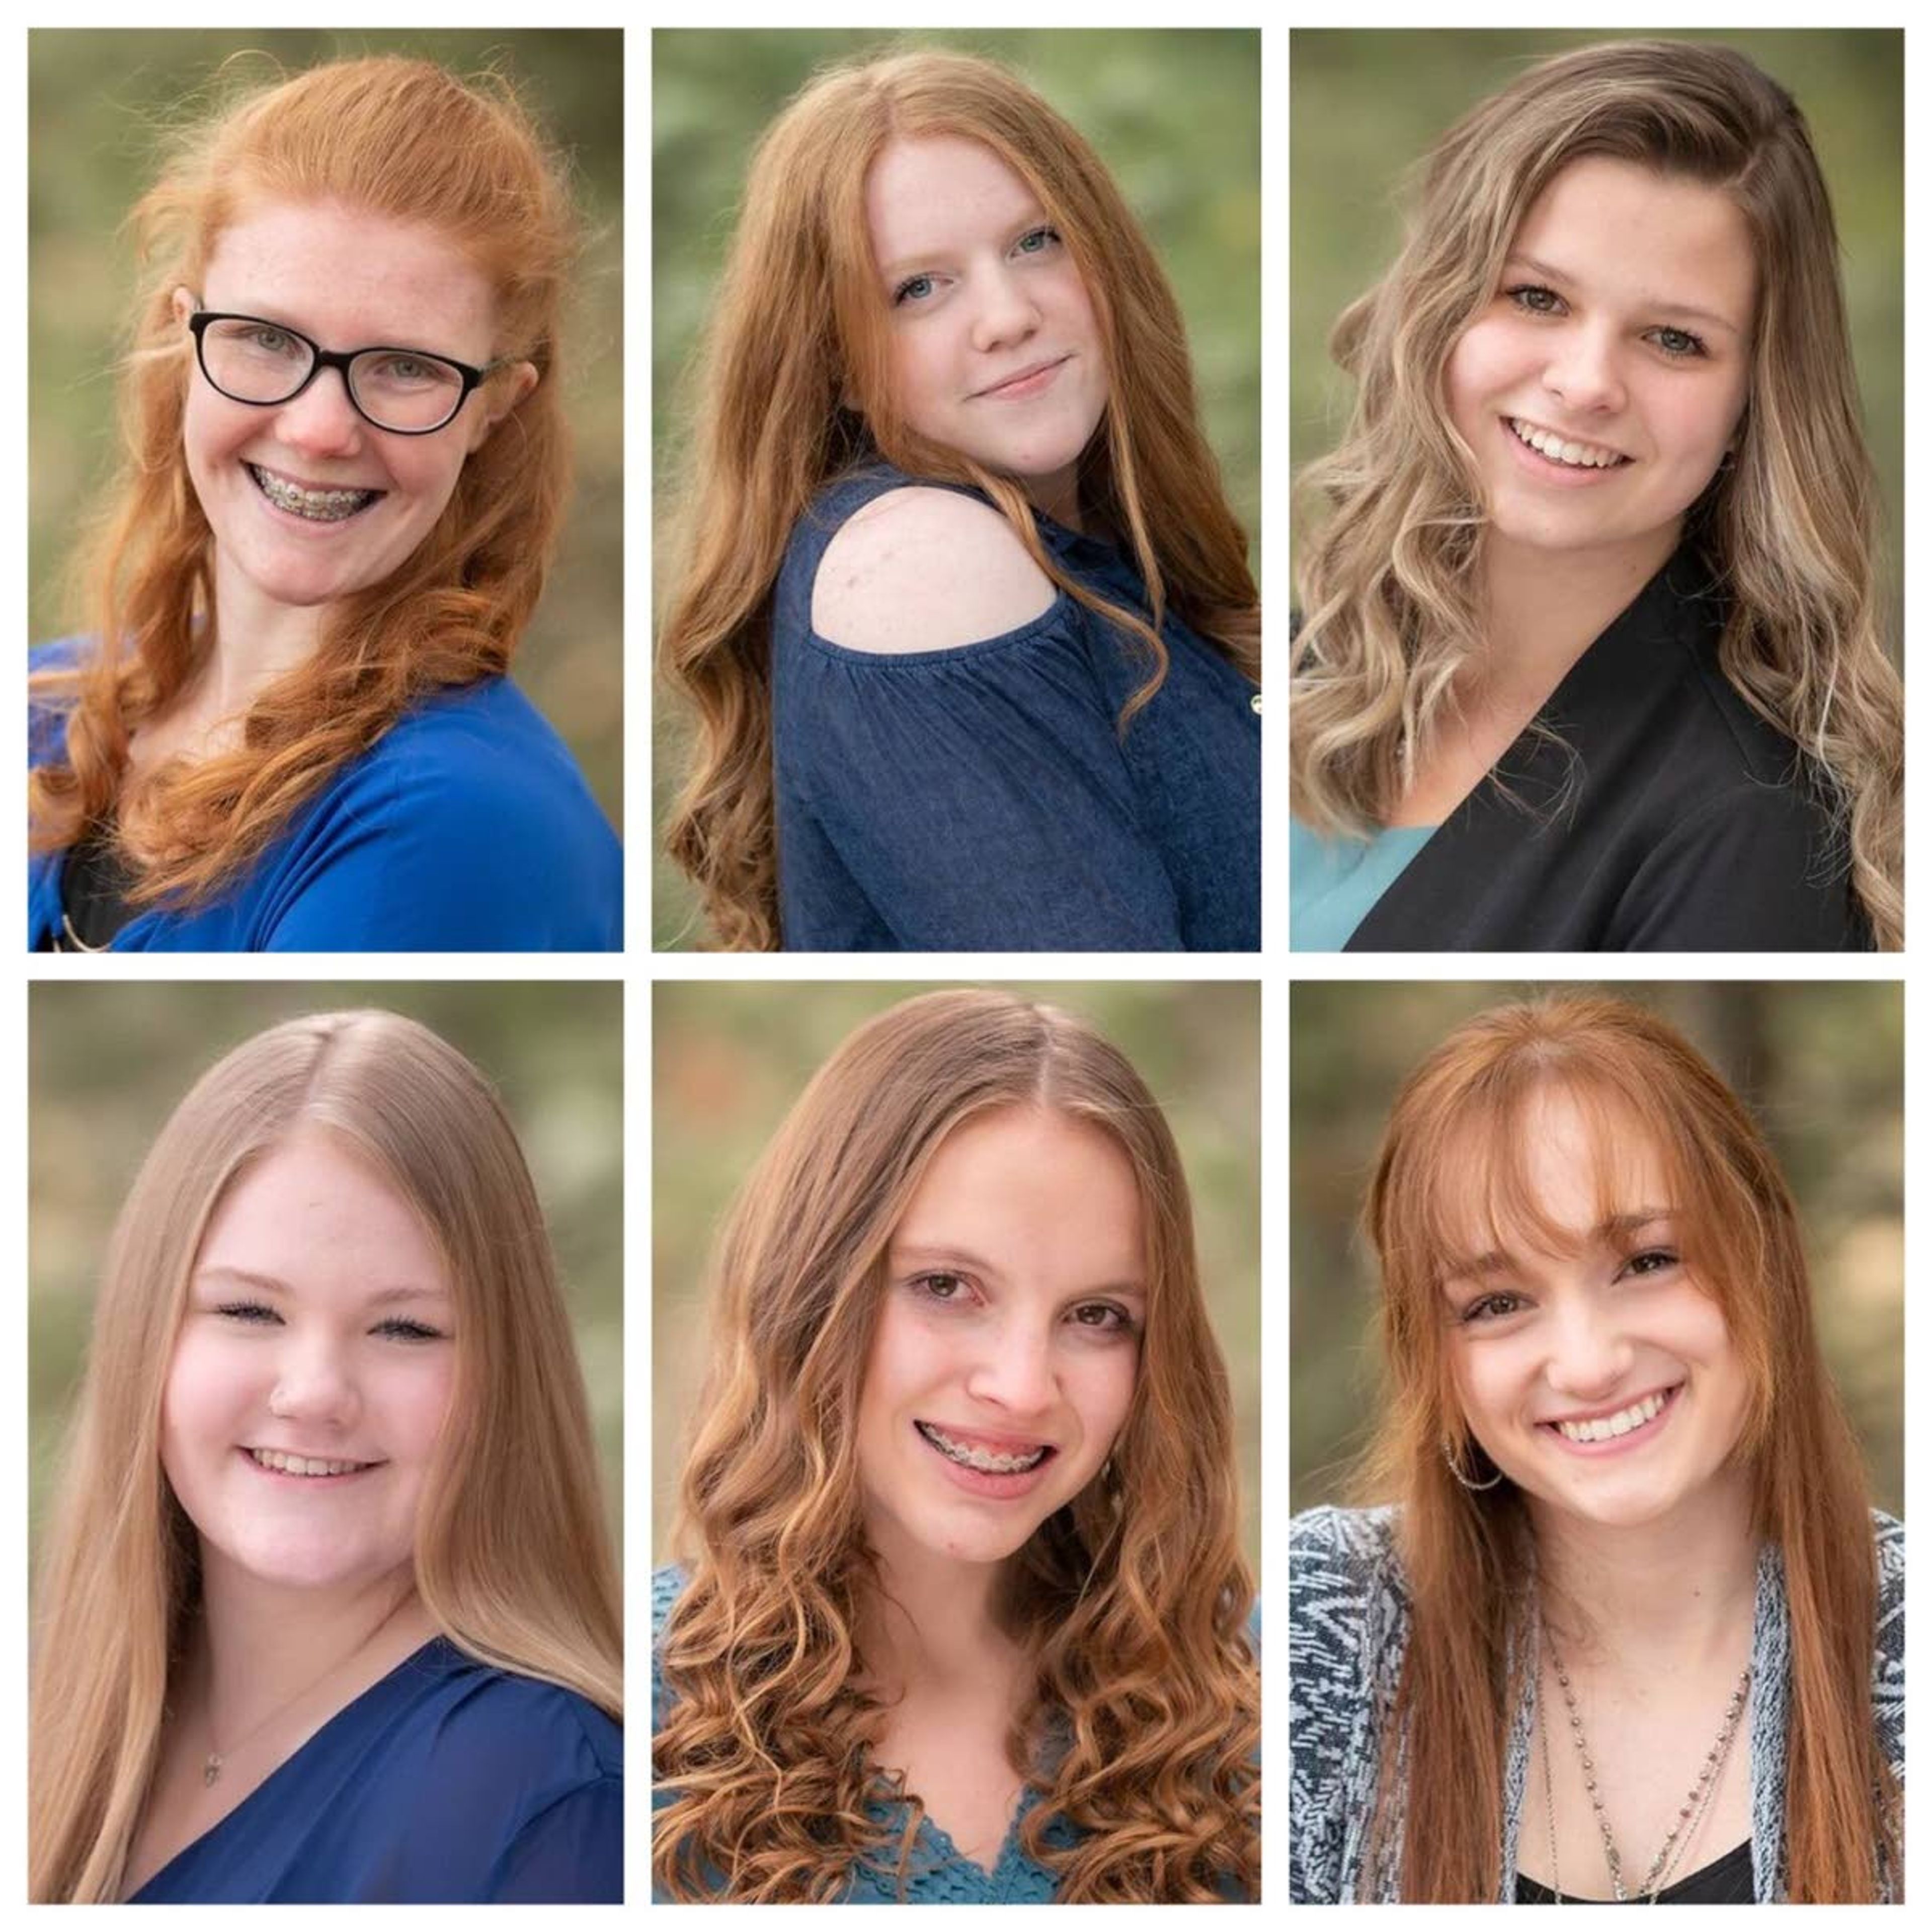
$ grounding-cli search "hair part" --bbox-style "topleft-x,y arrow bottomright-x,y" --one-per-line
661,48 -> 1259,949
1352,992 -> 1896,1901
30,1010 -> 619,1903
30,56 -> 580,909
653,989 -> 1257,1900
1292,40 -> 1902,947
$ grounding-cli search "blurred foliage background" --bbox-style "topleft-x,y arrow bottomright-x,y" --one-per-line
654,30 -> 1260,947
30,982 -> 623,1571
655,981 -> 1259,1571
1291,983 -> 1902,1518
29,29 -> 623,827
1291,30 -> 1904,650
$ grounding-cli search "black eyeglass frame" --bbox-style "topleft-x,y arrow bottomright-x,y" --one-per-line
186,309 -> 517,435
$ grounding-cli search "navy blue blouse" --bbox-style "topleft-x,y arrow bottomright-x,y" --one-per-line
130,1639 -> 621,1904
770,466 -> 1260,951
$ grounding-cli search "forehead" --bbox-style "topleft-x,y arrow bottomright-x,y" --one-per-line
200,196 -> 498,351
892,1104 -> 1143,1272
195,1130 -> 446,1294
1423,1080 -> 1676,1268
865,134 -> 1042,265
1511,155 -> 1757,326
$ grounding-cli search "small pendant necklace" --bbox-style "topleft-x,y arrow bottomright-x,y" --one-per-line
1536,1618 -> 1752,1903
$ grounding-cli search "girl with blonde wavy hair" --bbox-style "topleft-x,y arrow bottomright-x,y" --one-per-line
28,56 -> 620,950
1292,40 -> 1902,951
31,1010 -> 622,1902
654,990 -> 1259,1901
661,47 -> 1259,951
1291,993 -> 1902,1902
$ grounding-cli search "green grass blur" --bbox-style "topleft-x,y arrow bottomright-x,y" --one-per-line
653,29 -> 1260,947
29,28 -> 622,828
1291,30 -> 1904,649
30,982 -> 623,1568
654,981 -> 1260,1574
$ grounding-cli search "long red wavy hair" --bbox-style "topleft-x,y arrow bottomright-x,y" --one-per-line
660,49 -> 1259,950
30,56 -> 576,908
1354,993 -> 1897,1901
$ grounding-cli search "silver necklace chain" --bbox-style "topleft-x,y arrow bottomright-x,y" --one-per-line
1535,1619 -> 1752,1903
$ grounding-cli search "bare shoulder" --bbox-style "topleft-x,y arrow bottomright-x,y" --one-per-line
811,487 -> 1057,655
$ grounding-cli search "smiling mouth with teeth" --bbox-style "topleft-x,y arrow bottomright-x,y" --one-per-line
247,463 -> 382,522
915,1421 -> 1054,1475
1544,1384 -> 1680,1444
1507,417 -> 1631,470
247,1446 -> 378,1478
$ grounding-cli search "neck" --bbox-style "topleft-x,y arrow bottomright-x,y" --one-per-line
191,1552 -> 426,1745
859,1519 -> 1028,1700
1023,465 -> 1083,535
196,566 -> 330,721
1472,522 -> 1680,709
1530,1465 -> 1759,1675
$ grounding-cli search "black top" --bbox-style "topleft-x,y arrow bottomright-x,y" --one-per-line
46,824 -> 136,952
1343,548 -> 1869,951
1515,1836 -> 1754,1905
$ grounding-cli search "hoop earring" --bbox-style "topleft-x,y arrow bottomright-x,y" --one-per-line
1441,1433 -> 1502,1491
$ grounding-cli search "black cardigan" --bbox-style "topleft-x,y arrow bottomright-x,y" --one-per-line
1344,550 -> 1870,951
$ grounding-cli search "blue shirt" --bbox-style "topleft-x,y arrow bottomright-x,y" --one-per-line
132,1638 -> 622,1903
771,467 -> 1260,951
653,1565 -> 1259,1903
28,641 -> 621,951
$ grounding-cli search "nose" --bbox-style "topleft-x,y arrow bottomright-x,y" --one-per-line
267,1334 -> 360,1430
1542,1292 -> 1635,1404
272,364 -> 366,457
961,1311 -> 1059,1419
1542,323 -> 1626,416
970,264 -> 1040,356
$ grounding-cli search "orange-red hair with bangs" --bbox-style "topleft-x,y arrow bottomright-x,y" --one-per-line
654,989 -> 1258,1900
30,56 -> 576,908
660,48 -> 1259,950
1353,992 -> 1896,1901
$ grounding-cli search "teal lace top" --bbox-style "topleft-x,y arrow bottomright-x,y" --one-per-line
653,1566 -> 1259,1903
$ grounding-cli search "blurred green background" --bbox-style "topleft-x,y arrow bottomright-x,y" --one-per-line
1291,30 -> 1904,647
30,982 -> 623,1570
29,29 -> 623,828
1291,983 -> 1902,1518
655,981 -> 1259,1571
654,30 -> 1260,947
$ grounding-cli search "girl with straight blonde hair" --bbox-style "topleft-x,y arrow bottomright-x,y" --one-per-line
654,989 -> 1259,1901
1292,40 -> 1902,951
1291,993 -> 1902,1902
32,1010 -> 622,1902
661,48 -> 1259,952
29,56 -> 619,950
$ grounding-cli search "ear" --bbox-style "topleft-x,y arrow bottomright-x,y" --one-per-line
171,286 -> 195,328
467,360 -> 540,453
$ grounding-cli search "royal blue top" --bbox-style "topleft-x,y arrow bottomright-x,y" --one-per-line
28,640 -> 621,951
770,466 -> 1260,951
130,1638 -> 622,1904
653,1564 -> 1259,1904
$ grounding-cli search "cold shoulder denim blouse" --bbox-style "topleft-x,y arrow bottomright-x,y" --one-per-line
771,465 -> 1259,951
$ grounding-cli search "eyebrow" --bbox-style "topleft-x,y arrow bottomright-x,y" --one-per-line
1440,1207 -> 1678,1284
889,1242 -> 1148,1301
194,1265 -> 449,1307
1503,253 -> 1746,337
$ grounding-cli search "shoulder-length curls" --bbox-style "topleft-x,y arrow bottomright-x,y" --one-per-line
1293,40 -> 1903,949
1352,992 -> 1896,1902
30,56 -> 578,910
654,989 -> 1258,1901
30,1011 -> 620,1905
661,49 -> 1259,951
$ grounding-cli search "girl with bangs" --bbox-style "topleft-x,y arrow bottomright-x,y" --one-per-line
654,990 -> 1259,1901
28,56 -> 620,950
1291,40 -> 1902,951
660,48 -> 1259,951
1291,993 -> 1902,1902
31,1011 -> 622,1901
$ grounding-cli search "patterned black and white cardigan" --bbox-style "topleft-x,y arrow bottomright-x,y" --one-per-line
1289,1505 -> 1905,1903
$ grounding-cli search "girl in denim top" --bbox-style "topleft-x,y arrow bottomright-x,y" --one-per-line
660,50 -> 1259,951
654,992 -> 1259,1901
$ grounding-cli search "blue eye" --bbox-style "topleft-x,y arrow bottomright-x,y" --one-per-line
1014,224 -> 1060,257
1648,326 -> 1708,360
1504,283 -> 1563,316
893,273 -> 936,306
